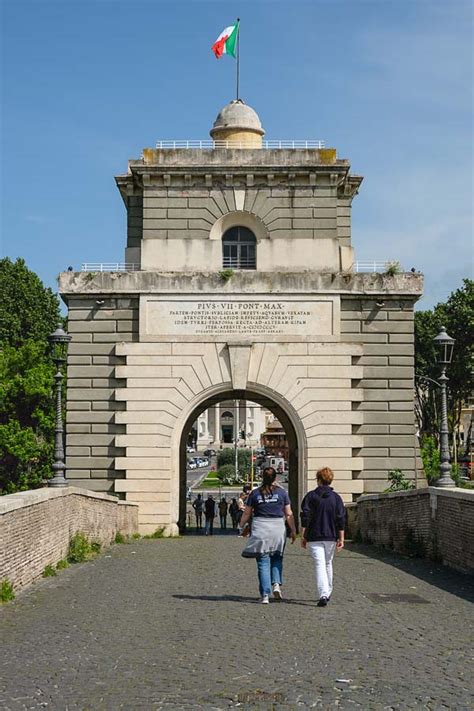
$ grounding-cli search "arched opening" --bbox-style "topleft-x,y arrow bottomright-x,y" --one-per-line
178,388 -> 303,534
222,226 -> 257,270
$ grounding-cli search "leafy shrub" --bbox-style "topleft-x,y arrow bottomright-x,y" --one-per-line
0,579 -> 15,603
56,559 -> 69,570
216,448 -> 251,481
420,435 -> 440,484
385,469 -> 415,492
42,564 -> 57,577
384,260 -> 401,276
216,464 -> 237,485
219,269 -> 234,282
114,532 -> 127,544
67,533 -> 101,563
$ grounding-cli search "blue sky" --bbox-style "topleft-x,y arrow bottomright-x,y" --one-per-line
1,0 -> 472,309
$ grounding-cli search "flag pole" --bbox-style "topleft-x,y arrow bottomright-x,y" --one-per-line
236,18 -> 240,100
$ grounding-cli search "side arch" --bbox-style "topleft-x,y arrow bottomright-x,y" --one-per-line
171,382 -> 307,533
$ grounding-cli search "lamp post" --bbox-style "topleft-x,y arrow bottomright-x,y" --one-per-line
433,326 -> 456,488
48,324 -> 72,487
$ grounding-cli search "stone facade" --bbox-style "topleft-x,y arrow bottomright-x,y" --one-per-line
195,400 -> 267,447
59,101 -> 423,534
117,147 -> 360,272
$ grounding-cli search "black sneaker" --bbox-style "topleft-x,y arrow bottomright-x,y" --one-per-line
317,596 -> 328,607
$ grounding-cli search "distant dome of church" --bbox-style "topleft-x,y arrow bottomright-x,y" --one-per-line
210,99 -> 265,147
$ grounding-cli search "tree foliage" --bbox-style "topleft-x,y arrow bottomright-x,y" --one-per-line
0,259 -> 61,494
217,447 -> 252,481
216,464 -> 237,485
415,279 -> 474,447
0,258 -> 60,347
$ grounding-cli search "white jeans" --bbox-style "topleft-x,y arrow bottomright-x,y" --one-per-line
308,541 -> 336,599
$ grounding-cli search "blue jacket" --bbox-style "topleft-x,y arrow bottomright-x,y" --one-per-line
300,485 -> 345,542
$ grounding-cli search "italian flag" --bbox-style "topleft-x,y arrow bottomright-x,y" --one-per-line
212,22 -> 239,59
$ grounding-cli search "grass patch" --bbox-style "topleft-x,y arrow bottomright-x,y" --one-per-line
143,526 -> 166,539
198,478 -> 223,488
0,579 -> 15,603
42,564 -> 57,578
56,559 -> 69,570
131,532 -> 141,540
67,533 -> 101,564
114,531 -> 128,544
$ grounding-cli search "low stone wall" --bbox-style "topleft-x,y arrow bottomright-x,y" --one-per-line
0,487 -> 139,590
346,487 -> 474,574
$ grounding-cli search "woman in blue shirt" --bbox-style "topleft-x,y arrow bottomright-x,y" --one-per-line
240,467 -> 297,603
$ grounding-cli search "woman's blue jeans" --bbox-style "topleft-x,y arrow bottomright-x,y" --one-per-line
255,552 -> 283,597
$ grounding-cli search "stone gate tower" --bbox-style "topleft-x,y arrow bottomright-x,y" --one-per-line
60,100 -> 423,534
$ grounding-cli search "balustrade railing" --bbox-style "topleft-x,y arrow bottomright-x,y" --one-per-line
80,263 -> 139,272
154,139 -> 325,150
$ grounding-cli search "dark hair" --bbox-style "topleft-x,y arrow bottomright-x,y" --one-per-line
260,467 -> 277,497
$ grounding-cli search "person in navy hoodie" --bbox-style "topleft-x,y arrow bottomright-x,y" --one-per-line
300,467 -> 345,607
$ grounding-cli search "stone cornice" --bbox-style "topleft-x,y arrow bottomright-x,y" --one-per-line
59,270 -> 423,299
115,165 -> 363,200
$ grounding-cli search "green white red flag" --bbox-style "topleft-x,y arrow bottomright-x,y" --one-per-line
212,22 -> 239,59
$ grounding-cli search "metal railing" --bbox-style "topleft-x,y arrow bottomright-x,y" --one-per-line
80,263 -> 140,272
222,256 -> 257,270
353,261 -> 402,273
155,139 -> 325,150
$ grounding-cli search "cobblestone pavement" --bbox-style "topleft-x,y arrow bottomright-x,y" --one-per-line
1,532 -> 473,710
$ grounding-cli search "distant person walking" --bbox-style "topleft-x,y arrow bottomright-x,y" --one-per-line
218,498 -> 228,529
192,493 -> 204,530
300,467 -> 345,607
236,484 -> 251,536
204,495 -> 216,536
229,498 -> 239,529
240,467 -> 296,603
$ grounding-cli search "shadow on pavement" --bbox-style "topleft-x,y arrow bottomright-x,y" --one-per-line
185,527 -> 240,536
347,542 -> 474,603
172,593 -> 318,607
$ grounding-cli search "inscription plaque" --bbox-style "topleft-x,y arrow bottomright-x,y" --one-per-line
141,296 -> 340,342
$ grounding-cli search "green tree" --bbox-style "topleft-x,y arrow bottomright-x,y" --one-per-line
237,448 -> 252,481
0,258 -> 60,347
0,259 -> 61,493
415,278 -> 474,446
217,448 -> 252,482
217,448 -> 234,468
216,464 -> 237,485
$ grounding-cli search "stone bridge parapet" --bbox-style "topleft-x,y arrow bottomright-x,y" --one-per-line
347,487 -> 474,574
0,487 -> 139,590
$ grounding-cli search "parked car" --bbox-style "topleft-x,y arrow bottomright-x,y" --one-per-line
194,457 -> 209,467
187,460 -> 197,469
203,448 -> 216,457
186,445 -> 196,453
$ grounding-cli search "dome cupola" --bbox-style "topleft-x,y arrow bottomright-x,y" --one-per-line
210,99 -> 265,148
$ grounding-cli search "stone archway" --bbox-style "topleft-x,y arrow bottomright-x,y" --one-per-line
176,385 -> 306,534
112,338 -> 365,535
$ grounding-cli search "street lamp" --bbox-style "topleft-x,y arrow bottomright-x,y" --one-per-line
48,324 -> 72,487
433,326 -> 456,488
